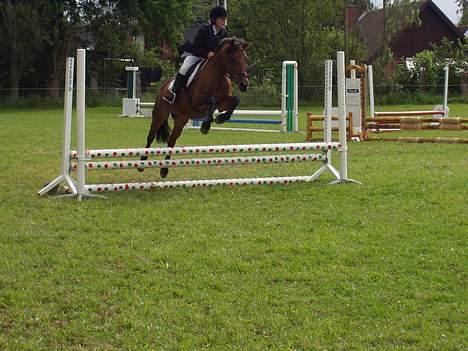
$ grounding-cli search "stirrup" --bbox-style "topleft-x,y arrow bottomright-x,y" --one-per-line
163,90 -> 176,104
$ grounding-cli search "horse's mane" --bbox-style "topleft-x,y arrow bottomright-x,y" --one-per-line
216,37 -> 247,52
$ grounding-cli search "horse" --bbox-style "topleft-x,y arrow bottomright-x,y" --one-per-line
139,38 -> 250,178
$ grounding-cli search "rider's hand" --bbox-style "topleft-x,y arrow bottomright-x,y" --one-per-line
207,52 -> 215,58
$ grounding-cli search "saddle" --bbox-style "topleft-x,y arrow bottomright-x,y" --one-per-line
165,59 -> 207,103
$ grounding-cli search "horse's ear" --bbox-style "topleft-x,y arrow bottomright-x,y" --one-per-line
226,39 -> 237,53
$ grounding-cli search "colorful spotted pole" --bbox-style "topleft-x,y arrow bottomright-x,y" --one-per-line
86,175 -> 323,193
72,153 -> 326,171
70,142 -> 341,159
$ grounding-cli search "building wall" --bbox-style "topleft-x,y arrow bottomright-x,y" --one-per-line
391,6 -> 461,59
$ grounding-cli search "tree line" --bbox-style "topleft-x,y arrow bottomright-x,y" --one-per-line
0,0 -> 465,102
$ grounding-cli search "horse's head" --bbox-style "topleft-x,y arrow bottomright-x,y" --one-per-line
218,38 -> 250,92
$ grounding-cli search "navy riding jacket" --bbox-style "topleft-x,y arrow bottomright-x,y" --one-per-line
179,24 -> 227,58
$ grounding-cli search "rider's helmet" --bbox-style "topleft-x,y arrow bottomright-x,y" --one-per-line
210,6 -> 228,24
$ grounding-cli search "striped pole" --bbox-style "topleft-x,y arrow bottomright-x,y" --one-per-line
86,175 -> 325,193
70,142 -> 341,159
72,153 -> 326,171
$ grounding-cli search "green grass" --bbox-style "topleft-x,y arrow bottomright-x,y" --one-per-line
0,105 -> 466,350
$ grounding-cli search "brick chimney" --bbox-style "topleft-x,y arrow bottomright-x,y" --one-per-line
346,5 -> 363,31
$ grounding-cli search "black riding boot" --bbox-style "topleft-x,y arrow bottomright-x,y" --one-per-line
164,73 -> 187,104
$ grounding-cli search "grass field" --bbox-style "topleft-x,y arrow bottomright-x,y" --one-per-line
0,104 -> 466,350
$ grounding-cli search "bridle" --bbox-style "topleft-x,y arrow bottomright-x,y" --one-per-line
226,48 -> 249,85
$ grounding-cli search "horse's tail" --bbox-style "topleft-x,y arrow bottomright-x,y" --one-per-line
156,119 -> 171,144
153,82 -> 172,144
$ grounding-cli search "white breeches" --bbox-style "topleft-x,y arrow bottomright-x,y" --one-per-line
179,54 -> 203,75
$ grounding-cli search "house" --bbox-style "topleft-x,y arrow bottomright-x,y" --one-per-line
348,0 -> 465,64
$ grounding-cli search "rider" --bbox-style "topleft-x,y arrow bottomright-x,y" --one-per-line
164,6 -> 228,103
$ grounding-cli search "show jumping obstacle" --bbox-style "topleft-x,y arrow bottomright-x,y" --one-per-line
306,61 -> 466,144
364,64 -> 468,143
368,64 -> 450,119
362,116 -> 468,143
305,60 -> 367,141
39,50 -> 358,200
121,61 -> 299,133
306,113 -> 354,141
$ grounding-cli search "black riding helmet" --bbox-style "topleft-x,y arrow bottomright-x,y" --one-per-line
210,6 -> 228,24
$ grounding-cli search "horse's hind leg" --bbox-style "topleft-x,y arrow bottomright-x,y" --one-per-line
160,117 -> 187,178
138,104 -> 171,172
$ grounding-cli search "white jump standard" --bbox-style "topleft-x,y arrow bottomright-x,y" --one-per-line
39,50 -> 359,200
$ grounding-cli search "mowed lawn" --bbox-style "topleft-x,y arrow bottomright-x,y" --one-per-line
0,104 -> 466,350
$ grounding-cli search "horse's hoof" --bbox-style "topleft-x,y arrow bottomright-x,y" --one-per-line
160,168 -> 169,178
137,167 -> 145,173
215,113 -> 229,124
200,122 -> 211,134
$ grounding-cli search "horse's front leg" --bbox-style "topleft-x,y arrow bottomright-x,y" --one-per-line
200,96 -> 216,135
215,95 -> 240,124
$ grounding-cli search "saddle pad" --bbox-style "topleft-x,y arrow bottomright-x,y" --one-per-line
167,59 -> 206,92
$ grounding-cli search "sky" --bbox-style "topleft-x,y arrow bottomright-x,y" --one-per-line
372,0 -> 462,25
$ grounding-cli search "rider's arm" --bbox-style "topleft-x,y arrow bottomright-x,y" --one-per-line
191,26 -> 210,58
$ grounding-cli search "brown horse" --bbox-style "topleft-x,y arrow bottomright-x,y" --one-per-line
140,38 -> 250,178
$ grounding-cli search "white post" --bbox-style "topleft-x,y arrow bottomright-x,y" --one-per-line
132,69 -> 137,99
294,63 -> 299,132
76,49 -> 87,201
350,60 -> 356,79
38,57 -> 77,196
337,51 -> 348,180
368,65 -> 375,118
443,65 -> 449,118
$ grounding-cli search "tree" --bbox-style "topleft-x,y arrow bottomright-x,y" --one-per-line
37,0 -> 82,98
0,0 -> 44,99
456,0 -> 467,25
80,0 -> 192,89
228,0 -> 345,89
